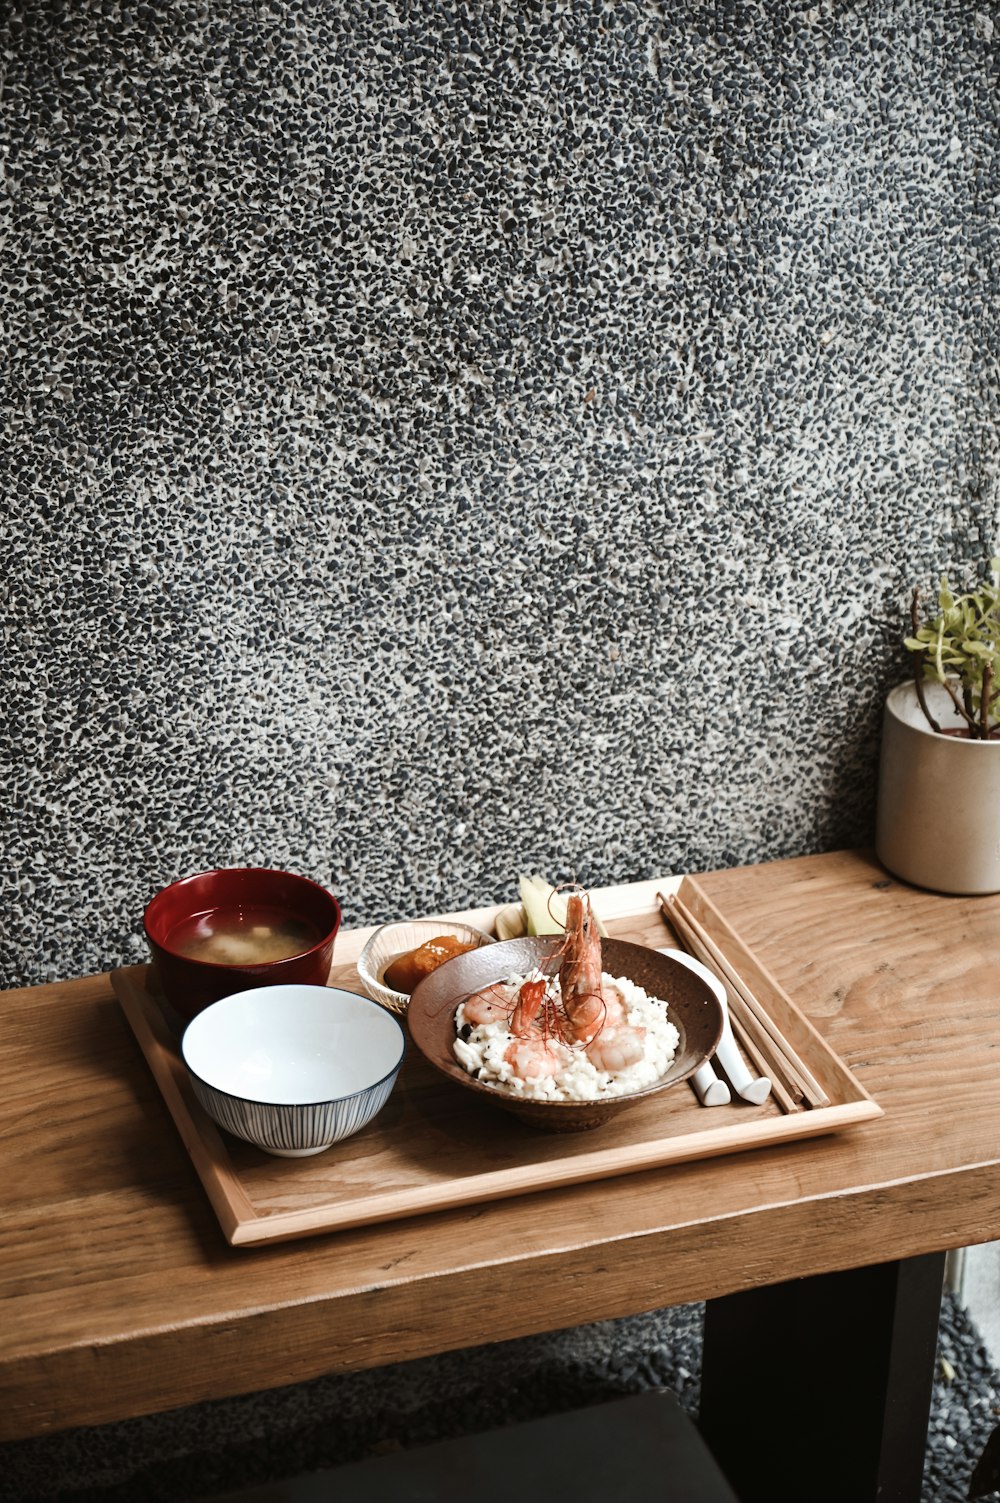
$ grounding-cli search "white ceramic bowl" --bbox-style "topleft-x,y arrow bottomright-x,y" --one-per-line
357,919 -> 495,1013
180,984 -> 405,1157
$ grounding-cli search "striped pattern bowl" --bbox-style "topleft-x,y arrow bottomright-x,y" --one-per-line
180,984 -> 405,1157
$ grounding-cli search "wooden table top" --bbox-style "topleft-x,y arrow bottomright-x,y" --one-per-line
5,847 -> 999,1441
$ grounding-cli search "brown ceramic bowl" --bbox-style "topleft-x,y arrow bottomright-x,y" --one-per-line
406,936 -> 724,1132
144,867 -> 342,1021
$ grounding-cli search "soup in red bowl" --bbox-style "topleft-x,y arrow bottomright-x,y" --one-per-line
144,867 -> 342,1020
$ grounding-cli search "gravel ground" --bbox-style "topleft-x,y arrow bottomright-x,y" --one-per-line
927,1295 -> 1000,1502
2,1292 -> 998,1502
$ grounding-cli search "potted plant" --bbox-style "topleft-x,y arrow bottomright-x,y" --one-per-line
876,559 -> 1000,893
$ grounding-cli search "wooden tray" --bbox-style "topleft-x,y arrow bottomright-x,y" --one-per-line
112,875 -> 882,1247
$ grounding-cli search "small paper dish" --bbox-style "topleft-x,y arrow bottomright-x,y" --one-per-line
357,919 -> 495,1014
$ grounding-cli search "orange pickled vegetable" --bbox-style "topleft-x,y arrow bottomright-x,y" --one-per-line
383,935 -> 477,995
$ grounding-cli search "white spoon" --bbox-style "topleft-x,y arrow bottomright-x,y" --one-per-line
657,947 -> 772,1106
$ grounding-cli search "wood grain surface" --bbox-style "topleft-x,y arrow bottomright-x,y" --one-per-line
3,849 -> 999,1441
110,877 -> 876,1247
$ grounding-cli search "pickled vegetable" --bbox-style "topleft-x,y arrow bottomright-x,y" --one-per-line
383,935 -> 478,995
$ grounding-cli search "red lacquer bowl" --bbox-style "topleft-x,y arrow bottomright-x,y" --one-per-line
143,867 -> 342,1021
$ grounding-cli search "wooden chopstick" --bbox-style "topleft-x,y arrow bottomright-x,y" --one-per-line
663,892 -> 821,1108
670,894 -> 830,1108
726,1001 -> 799,1114
661,892 -> 829,1110
660,896 -> 801,1113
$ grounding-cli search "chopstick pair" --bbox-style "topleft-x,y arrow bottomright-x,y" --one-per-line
659,892 -> 829,1114
659,895 -> 792,1112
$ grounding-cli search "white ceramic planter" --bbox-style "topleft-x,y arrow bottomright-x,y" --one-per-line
876,680 -> 1000,894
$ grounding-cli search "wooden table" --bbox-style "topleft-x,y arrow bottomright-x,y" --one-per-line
4,848 -> 997,1501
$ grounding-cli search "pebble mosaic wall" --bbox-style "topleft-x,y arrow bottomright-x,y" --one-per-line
4,0 -> 998,987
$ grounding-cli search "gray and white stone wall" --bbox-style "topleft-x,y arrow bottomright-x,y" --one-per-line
4,0 -> 998,988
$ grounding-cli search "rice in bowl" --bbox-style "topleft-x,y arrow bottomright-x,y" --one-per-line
453,969 -> 680,1102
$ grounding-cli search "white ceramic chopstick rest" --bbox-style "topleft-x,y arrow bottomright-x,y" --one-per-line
691,1060 -> 732,1108
658,946 -> 772,1106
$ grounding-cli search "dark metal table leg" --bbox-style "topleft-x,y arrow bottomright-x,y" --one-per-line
698,1252 -> 946,1503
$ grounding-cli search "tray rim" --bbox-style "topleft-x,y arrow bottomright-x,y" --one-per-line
113,874 -> 882,1247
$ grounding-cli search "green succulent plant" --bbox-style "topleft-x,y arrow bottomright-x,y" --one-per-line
904,559 -> 1000,739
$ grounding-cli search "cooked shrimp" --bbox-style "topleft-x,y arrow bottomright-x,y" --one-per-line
504,1036 -> 563,1079
510,977 -> 547,1036
593,979 -> 628,1026
559,892 -> 614,1045
462,981 -> 517,1027
585,1024 -> 647,1073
